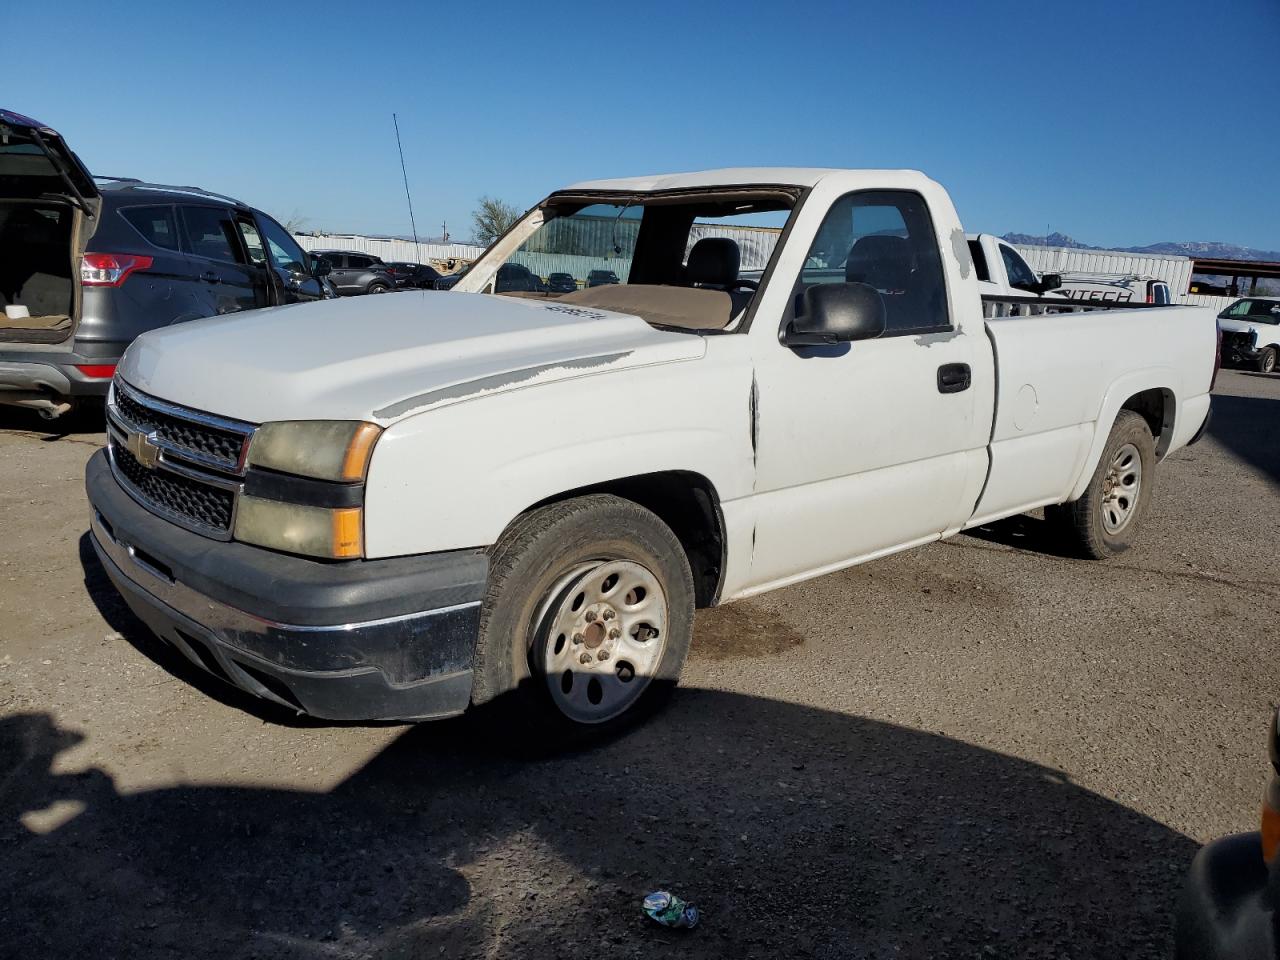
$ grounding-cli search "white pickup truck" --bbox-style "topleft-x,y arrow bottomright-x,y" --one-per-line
85,168 -> 1218,731
966,233 -> 1063,299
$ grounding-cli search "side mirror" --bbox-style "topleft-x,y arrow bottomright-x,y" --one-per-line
1038,273 -> 1062,294
310,256 -> 332,278
782,282 -> 887,346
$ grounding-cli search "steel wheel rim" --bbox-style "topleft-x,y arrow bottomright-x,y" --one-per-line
539,559 -> 669,724
1265,352 -> 1276,373
1101,442 -> 1142,534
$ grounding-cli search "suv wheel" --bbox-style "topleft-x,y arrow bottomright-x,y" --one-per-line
367,282 -> 389,295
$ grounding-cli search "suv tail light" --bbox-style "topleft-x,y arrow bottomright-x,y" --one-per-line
81,253 -> 153,287
74,364 -> 117,379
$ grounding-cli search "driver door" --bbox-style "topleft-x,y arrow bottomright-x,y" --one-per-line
745,189 -> 990,591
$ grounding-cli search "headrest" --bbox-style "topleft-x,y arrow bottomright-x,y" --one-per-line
845,235 -> 914,290
685,237 -> 740,288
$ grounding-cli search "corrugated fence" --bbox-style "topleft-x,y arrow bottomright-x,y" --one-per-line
296,234 -> 484,265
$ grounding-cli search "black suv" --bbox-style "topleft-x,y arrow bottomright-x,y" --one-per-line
587,269 -> 620,287
381,260 -> 442,290
547,272 -> 578,293
0,109 -> 329,419
308,251 -> 395,296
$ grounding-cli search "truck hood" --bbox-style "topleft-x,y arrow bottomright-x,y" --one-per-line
1218,316 -> 1272,336
117,292 -> 706,424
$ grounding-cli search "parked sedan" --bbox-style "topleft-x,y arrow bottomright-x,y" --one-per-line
382,261 -> 442,290
587,269 -> 620,287
1176,708 -> 1280,959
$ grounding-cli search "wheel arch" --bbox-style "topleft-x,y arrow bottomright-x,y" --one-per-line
1068,372 -> 1177,502
522,470 -> 727,608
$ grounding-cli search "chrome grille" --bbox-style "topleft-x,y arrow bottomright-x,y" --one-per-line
112,444 -> 235,532
110,379 -> 251,472
106,378 -> 255,539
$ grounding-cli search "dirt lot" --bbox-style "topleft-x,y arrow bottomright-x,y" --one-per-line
2,370 -> 1278,959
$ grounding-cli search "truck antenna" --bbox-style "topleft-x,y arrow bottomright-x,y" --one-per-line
392,113 -> 421,260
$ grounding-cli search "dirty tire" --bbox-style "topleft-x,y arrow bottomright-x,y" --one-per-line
1054,410 -> 1155,559
471,494 -> 694,738
1256,347 -> 1277,374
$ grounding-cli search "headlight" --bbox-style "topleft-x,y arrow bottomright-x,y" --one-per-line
234,497 -> 363,559
247,421 -> 382,482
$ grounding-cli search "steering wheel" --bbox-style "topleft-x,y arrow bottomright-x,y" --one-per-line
731,278 -> 759,292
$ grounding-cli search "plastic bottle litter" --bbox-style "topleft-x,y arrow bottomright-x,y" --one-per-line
642,890 -> 700,929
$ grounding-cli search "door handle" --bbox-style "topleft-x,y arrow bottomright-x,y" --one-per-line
937,363 -> 971,394
201,271 -> 220,284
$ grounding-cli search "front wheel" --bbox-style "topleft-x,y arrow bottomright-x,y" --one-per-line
1256,347 -> 1277,374
471,495 -> 694,736
1050,410 -> 1155,559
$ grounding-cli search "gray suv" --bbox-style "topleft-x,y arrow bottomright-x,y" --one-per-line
308,251 -> 394,296
0,109 -> 329,419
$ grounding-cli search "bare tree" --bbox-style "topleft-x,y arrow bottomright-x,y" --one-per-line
281,211 -> 310,234
471,196 -> 520,246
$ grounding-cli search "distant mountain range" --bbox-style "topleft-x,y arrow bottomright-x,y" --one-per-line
1001,232 -> 1280,263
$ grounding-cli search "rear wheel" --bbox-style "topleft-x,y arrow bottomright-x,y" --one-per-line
367,282 -> 389,295
472,495 -> 694,736
1256,347 -> 1277,374
1052,410 -> 1155,559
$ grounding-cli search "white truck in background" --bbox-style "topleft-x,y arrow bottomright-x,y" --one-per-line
966,233 -> 1064,299
1055,274 -> 1175,306
85,168 -> 1219,733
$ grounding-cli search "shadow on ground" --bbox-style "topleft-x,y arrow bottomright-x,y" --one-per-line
959,512 -> 1079,558
1207,392 -> 1280,485
3,691 -> 1197,959
78,532 -> 337,727
0,399 -> 105,439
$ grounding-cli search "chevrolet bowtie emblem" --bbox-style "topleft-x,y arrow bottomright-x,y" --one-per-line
126,429 -> 161,469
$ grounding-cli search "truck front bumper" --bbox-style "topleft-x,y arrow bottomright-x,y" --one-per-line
85,449 -> 488,721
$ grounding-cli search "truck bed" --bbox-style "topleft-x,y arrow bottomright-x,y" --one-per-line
970,304 -> 1217,527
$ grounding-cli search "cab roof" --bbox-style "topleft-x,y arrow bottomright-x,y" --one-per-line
564,167 -> 925,193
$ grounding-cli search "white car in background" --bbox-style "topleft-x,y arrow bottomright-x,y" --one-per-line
1218,297 -> 1280,373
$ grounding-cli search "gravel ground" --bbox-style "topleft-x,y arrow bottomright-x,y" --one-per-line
1,370 -> 1278,959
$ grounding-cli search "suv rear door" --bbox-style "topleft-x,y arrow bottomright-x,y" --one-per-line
325,254 -> 353,291
179,204 -> 268,314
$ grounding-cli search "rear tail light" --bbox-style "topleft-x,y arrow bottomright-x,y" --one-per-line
1210,323 -> 1223,390
74,364 -> 117,379
81,253 -> 153,287
1146,291 -> 1154,304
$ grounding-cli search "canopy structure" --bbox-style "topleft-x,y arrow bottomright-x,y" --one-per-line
1190,257 -> 1280,297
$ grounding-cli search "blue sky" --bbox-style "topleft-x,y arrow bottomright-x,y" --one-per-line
4,0 -> 1278,249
